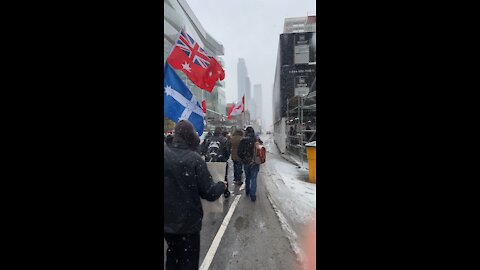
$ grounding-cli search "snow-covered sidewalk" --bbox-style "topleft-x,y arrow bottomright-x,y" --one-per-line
260,134 -> 316,265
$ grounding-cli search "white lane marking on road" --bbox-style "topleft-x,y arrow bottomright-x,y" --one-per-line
199,191 -> 242,270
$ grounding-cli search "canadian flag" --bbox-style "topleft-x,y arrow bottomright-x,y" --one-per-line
228,96 -> 244,120
201,100 -> 207,115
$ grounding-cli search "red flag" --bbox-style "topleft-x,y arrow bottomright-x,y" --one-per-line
167,29 -> 225,92
228,96 -> 244,120
201,100 -> 207,115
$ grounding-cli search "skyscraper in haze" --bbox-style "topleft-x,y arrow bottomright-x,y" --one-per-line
254,84 -> 262,120
237,58 -> 247,101
245,76 -> 253,119
245,76 -> 251,102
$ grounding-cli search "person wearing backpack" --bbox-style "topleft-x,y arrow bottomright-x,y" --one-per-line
200,131 -> 212,156
238,126 -> 264,202
229,128 -> 244,186
204,127 -> 231,198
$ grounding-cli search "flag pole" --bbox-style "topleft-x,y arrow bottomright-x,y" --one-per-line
166,26 -> 185,61
243,96 -> 246,128
203,90 -> 207,131
243,111 -> 245,129
164,26 -> 184,131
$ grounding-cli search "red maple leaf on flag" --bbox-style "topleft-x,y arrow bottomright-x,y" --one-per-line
228,96 -> 244,120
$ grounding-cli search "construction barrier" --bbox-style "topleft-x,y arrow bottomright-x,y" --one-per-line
306,143 -> 316,183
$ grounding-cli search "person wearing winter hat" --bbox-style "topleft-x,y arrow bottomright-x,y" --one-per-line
229,128 -> 245,186
237,126 -> 261,201
203,126 -> 231,198
164,120 -> 226,269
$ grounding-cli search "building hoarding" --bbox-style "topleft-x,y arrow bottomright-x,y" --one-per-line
273,18 -> 316,152
273,31 -> 316,124
273,64 -> 316,123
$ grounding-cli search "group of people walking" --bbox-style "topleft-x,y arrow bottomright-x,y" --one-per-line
164,120 -> 263,269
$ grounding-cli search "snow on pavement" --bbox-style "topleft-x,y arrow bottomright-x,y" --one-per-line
262,134 -> 316,224
260,134 -> 316,266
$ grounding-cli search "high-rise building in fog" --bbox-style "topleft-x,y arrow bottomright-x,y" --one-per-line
237,58 -> 247,101
253,84 -> 262,119
244,76 -> 251,117
245,76 -> 251,101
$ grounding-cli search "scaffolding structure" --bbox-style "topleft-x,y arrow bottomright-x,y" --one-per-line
286,89 -> 316,167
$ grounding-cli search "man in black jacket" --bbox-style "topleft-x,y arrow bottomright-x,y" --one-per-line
164,120 -> 226,270
204,127 -> 230,162
238,126 -> 260,202
203,126 -> 231,198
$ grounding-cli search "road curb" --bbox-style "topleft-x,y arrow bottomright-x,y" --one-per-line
280,153 -> 300,167
263,165 -> 306,268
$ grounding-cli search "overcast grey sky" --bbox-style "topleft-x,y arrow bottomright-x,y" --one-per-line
186,0 -> 315,130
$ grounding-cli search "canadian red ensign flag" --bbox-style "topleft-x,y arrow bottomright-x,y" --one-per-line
167,29 -> 225,92
228,96 -> 244,120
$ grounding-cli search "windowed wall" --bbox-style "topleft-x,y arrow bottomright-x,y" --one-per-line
163,0 -> 225,132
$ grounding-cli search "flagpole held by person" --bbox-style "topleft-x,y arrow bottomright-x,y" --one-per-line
166,28 -> 225,93
164,63 -> 205,135
164,30 -> 224,132
164,27 -> 225,136
227,96 -> 245,127
244,97 -> 246,126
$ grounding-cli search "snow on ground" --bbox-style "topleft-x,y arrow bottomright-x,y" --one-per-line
270,160 -> 316,216
305,141 -> 316,147
260,134 -> 316,266
262,134 -> 316,224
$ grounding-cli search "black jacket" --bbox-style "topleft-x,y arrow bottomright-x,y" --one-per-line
238,136 -> 256,165
203,135 -> 230,162
164,139 -> 225,234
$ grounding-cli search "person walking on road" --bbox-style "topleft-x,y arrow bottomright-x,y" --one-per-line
200,131 -> 212,156
204,126 -> 231,198
222,130 -> 231,146
238,126 -> 261,202
164,120 -> 226,270
229,128 -> 244,186
164,134 -> 174,147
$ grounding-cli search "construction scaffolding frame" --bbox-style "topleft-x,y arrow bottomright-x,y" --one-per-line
286,90 -> 316,167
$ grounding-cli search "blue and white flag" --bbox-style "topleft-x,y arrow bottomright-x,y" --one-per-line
164,63 -> 204,136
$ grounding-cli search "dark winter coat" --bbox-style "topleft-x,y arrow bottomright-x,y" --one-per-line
164,138 -> 225,234
237,135 -> 257,165
204,135 -> 230,162
200,132 -> 212,156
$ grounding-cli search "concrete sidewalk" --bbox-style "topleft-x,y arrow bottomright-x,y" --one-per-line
280,152 -> 300,167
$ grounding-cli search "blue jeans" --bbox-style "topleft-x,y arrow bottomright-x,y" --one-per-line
233,161 -> 243,182
244,163 -> 260,198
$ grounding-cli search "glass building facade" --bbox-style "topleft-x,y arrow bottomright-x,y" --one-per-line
164,0 -> 226,132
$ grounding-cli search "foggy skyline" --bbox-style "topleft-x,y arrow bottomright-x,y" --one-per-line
186,0 -> 316,130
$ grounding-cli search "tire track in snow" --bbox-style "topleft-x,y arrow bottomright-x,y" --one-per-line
262,165 -> 306,268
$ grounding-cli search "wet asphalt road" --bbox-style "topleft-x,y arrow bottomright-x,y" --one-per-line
164,159 -> 299,270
